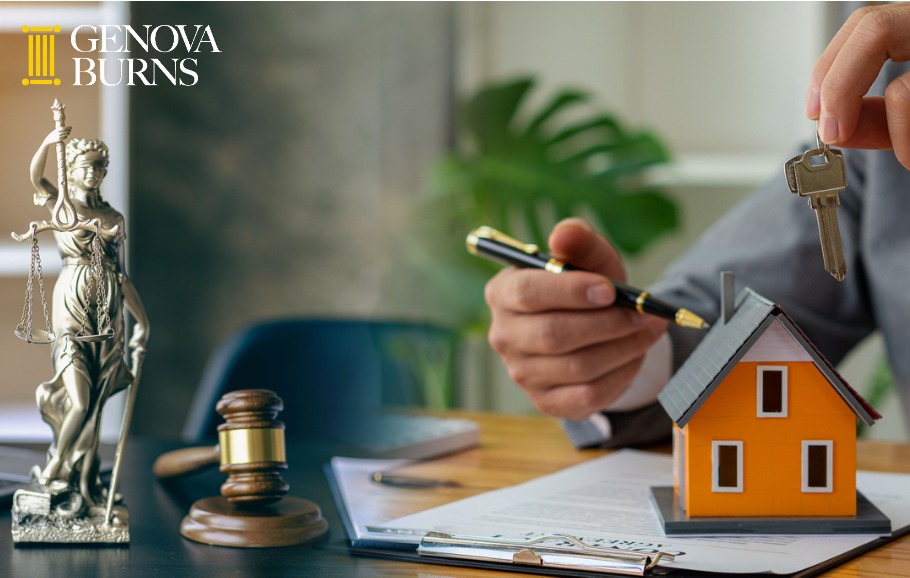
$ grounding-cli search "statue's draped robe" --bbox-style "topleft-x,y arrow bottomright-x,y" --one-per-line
36,201 -> 133,502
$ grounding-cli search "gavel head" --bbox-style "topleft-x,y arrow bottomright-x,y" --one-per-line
216,389 -> 290,505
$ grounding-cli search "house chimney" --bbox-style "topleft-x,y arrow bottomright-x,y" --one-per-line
720,271 -> 735,324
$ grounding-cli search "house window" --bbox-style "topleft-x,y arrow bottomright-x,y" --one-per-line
802,441 -> 833,492
712,441 -> 743,492
757,366 -> 788,417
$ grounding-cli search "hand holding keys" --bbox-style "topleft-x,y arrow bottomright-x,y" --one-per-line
784,135 -> 848,281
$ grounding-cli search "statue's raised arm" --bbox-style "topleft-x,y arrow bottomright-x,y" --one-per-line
13,100 -> 119,242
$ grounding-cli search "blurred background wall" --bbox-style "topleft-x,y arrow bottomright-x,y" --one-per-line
1,2 -> 901,440
128,2 -> 454,435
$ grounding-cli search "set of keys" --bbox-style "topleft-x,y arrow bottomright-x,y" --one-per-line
784,135 -> 848,281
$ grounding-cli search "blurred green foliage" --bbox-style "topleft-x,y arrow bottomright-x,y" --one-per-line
404,77 -> 679,333
858,357 -> 895,438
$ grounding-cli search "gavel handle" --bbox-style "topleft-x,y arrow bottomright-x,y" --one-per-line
153,445 -> 221,479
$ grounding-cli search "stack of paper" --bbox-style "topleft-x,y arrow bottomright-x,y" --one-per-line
329,450 -> 910,575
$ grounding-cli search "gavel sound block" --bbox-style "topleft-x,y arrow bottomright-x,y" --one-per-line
154,389 -> 328,548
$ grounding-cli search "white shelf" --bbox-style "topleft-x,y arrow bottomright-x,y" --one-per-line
0,244 -> 62,276
0,402 -> 51,442
647,153 -> 781,188
0,398 -> 122,443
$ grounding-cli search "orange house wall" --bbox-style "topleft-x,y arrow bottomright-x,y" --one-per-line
679,361 -> 857,517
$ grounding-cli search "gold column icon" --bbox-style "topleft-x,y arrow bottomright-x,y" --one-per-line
22,25 -> 61,86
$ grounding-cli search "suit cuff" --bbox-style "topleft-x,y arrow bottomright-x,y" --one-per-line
560,413 -> 612,449
561,402 -> 673,449
602,332 -> 672,411
559,333 -> 672,448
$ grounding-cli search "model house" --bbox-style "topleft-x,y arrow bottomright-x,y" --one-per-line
657,273 -> 880,519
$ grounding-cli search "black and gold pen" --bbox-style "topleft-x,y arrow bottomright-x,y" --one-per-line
370,471 -> 464,489
466,226 -> 710,330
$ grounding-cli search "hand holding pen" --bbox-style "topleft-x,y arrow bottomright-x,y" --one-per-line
468,226 -> 708,330
473,218 -> 698,421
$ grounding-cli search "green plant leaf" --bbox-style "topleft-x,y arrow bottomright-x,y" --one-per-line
545,116 -> 624,147
414,77 -> 680,330
592,189 -> 678,255
525,89 -> 589,135
463,78 -> 534,155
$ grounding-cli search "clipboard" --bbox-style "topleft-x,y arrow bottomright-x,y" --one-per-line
341,530 -> 910,578
417,531 -> 674,576
325,459 -> 677,577
324,460 -> 672,576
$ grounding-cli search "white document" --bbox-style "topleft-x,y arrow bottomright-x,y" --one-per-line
328,457 -> 418,546
375,450 -> 910,574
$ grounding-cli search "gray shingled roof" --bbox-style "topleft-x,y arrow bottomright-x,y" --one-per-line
657,289 -> 879,427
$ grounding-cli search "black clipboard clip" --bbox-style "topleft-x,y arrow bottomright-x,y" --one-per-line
418,531 -> 676,576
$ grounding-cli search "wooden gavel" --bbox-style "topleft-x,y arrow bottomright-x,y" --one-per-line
153,389 -> 289,503
154,389 -> 328,547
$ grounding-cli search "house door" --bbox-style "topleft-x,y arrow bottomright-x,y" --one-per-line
712,441 -> 743,492
802,441 -> 833,492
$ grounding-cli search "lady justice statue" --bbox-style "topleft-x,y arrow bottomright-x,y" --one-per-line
10,100 -> 149,544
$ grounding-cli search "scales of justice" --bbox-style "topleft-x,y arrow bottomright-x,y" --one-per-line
10,99 -> 149,544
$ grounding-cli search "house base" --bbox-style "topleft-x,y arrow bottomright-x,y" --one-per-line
650,487 -> 891,535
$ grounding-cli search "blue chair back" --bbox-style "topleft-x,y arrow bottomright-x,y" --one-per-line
182,318 -> 458,443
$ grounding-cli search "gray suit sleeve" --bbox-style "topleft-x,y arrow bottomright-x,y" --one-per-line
565,144 -> 876,450
650,147 -> 875,366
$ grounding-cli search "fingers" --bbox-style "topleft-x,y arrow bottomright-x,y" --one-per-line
483,217 -> 661,419
807,3 -> 910,167
547,217 -> 626,280
488,306 -> 644,356
501,318 -> 667,420
806,6 -> 880,120
485,267 -> 616,314
831,96 -> 890,150
483,218 -> 625,315
500,319 -> 665,390
885,73 -> 910,169
45,126 -> 72,145
524,361 -> 643,421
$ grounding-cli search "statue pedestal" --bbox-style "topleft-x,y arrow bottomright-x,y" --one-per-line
11,486 -> 129,544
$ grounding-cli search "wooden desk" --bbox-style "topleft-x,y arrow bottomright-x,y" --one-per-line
1,412 -> 908,577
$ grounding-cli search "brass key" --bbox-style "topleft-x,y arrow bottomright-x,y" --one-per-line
784,144 -> 848,281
